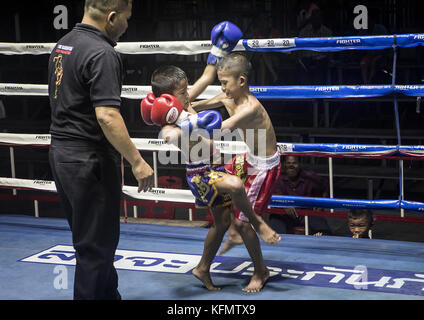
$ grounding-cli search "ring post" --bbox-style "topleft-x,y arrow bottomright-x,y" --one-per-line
34,200 -> 39,218
400,159 -> 405,217
153,151 -> 158,204
304,215 -> 309,235
391,35 -> 405,217
9,147 -> 17,196
329,157 -> 334,213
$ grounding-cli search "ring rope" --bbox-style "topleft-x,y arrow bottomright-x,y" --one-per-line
2,83 -> 424,99
0,33 -> 423,56
1,190 -> 423,226
1,177 -> 424,215
1,34 -> 423,224
1,133 -> 424,160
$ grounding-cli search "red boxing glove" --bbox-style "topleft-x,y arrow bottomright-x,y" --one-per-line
140,93 -> 156,125
151,94 -> 183,126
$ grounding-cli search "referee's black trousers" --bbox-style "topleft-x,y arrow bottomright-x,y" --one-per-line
49,140 -> 122,300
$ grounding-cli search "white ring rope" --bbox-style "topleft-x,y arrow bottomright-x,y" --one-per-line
0,41 -> 245,56
0,177 -> 195,203
3,133 -> 423,159
0,33 -> 423,56
0,84 -> 222,100
0,133 -> 248,154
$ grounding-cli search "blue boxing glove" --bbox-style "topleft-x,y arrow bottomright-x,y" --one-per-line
207,21 -> 243,65
178,110 -> 222,137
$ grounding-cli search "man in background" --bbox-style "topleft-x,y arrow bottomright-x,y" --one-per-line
269,155 -> 332,236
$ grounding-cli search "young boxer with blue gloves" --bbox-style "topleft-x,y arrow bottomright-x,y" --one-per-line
140,21 -> 280,292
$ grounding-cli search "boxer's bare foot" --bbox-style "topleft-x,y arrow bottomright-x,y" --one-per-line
192,267 -> 221,291
218,234 -> 243,255
255,220 -> 281,244
242,269 -> 270,293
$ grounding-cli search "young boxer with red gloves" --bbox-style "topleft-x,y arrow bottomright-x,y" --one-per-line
140,22 -> 280,293
192,52 -> 282,256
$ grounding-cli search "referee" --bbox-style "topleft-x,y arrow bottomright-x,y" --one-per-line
48,0 -> 153,299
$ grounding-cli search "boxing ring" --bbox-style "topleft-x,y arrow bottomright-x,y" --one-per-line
1,34 -> 424,300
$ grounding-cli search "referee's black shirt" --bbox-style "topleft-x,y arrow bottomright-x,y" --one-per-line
48,24 -> 123,148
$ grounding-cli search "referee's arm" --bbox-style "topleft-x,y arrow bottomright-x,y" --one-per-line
96,106 -> 154,192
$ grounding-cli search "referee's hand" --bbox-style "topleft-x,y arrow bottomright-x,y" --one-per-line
132,159 -> 154,193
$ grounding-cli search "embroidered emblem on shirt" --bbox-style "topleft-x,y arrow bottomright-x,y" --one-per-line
53,54 -> 63,99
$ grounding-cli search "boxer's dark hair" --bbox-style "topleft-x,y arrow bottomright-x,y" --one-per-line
85,0 -> 131,19
151,65 -> 188,97
348,209 -> 374,225
216,52 -> 252,82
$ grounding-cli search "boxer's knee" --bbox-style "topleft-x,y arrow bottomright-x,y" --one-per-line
223,175 -> 245,196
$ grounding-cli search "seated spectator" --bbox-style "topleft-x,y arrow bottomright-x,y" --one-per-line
268,155 -> 332,236
348,209 -> 374,239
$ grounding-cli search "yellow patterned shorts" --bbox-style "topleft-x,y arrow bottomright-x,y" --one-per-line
186,163 -> 232,209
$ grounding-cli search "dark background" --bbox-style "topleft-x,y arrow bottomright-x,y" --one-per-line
0,0 -> 423,241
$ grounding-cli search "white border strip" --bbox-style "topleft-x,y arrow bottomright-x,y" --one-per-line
0,83 -> 223,100
0,133 -> 249,154
0,133 -> 51,146
0,41 -> 245,56
0,43 -> 56,55
0,177 -> 57,192
0,177 -> 195,203
122,185 -> 194,203
0,84 -> 49,96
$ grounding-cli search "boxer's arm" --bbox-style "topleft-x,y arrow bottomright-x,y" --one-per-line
191,92 -> 226,112
189,21 -> 242,103
221,104 -> 256,131
159,124 -> 182,146
188,64 -> 217,102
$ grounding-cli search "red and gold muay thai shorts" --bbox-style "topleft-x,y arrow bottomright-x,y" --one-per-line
225,150 -> 281,222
